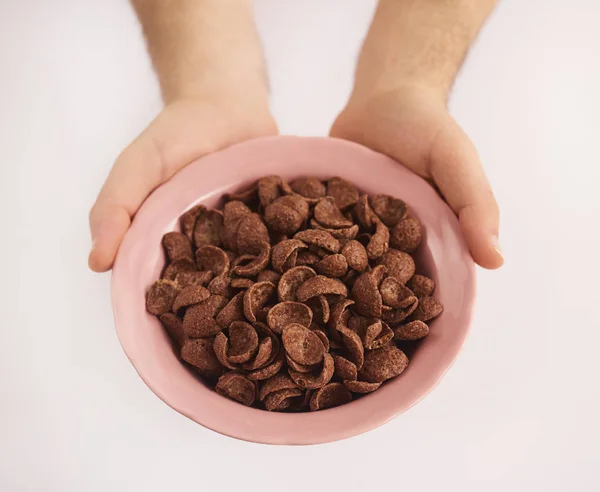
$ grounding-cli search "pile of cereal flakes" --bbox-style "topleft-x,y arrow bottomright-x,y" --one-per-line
146,176 -> 443,412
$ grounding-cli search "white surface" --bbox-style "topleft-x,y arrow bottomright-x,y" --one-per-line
1,0 -> 599,490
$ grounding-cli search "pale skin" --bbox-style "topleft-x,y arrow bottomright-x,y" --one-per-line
89,0 -> 503,272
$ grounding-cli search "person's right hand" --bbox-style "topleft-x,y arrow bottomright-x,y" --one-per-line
88,96 -> 277,272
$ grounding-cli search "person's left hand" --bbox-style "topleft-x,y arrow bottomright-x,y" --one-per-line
331,85 -> 503,269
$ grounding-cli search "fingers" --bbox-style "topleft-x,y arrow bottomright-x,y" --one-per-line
429,119 -> 503,269
88,104 -> 218,272
89,100 -> 278,272
88,131 -> 168,272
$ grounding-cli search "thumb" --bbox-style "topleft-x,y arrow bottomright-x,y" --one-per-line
88,130 -> 165,272
430,118 -> 503,269
88,104 -> 219,272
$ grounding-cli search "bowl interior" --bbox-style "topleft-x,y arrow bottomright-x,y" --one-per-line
111,136 -> 476,445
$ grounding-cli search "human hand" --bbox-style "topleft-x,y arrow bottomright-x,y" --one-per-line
331,85 -> 502,269
88,96 -> 277,272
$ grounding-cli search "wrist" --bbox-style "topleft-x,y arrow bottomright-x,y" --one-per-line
160,43 -> 270,105
166,76 -> 270,110
164,89 -> 277,138
347,79 -> 448,113
354,53 -> 450,103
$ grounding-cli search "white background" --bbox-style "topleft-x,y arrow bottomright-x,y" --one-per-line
1,0 -> 599,490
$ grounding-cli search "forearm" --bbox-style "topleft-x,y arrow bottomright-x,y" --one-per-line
355,0 -> 497,99
131,0 -> 268,104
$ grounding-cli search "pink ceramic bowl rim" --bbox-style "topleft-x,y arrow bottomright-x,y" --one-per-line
111,135 -> 476,445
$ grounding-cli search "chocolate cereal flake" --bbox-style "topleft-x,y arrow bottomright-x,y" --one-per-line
227,321 -> 259,364
231,243 -> 270,277
407,274 -> 435,297
341,240 -> 368,272
267,301 -> 313,334
196,245 -> 230,276
295,275 -> 348,302
379,249 -> 415,285
215,372 -> 256,406
230,278 -> 255,290
351,271 -> 383,318
207,275 -> 233,297
147,279 -> 180,315
411,296 -> 444,322
259,373 -> 299,401
163,232 -> 194,262
390,213 -> 422,252
336,325 -> 365,370
215,291 -> 246,329
159,312 -> 187,348
179,204 -> 205,242
243,336 -> 274,371
181,338 -> 224,378
236,213 -> 270,255
194,209 -> 223,248
172,285 -> 211,313
314,197 -> 354,229
343,380 -> 381,394
358,345 -> 408,383
162,257 -> 196,281
224,186 -> 258,207
264,195 -> 309,235
257,269 -> 282,285
289,353 -> 334,390
295,251 -> 322,267
379,277 -> 415,309
182,295 -> 228,338
282,324 -> 326,366
175,270 -> 213,288
326,177 -> 359,210
307,295 -> 331,325
315,254 -> 348,278
221,201 -> 251,251
277,266 -> 316,302
286,354 -> 317,373
312,329 -> 331,352
271,239 -> 307,273
353,194 -> 375,229
333,355 -> 358,380
394,320 -> 430,341
290,177 -> 327,200
370,194 -> 407,227
243,281 -> 276,323
294,229 -> 340,253
309,383 -> 352,411
366,218 -> 390,260
247,351 -> 284,381
264,387 -> 303,411
310,220 -> 359,241
258,175 -> 284,208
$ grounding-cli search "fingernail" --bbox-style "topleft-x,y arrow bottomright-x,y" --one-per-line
88,238 -> 99,271
491,235 -> 503,259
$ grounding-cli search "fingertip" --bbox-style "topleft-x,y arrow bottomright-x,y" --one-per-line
88,205 -> 131,273
88,241 -> 113,272
476,238 -> 504,270
455,193 -> 502,269
489,235 -> 504,269
461,226 -> 504,270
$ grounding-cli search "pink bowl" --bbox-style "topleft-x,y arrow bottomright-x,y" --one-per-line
111,136 -> 476,445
